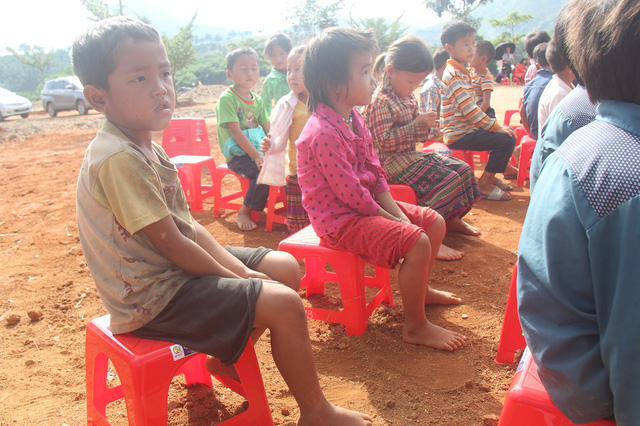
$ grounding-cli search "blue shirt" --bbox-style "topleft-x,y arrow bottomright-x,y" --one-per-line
530,85 -> 597,192
517,100 -> 640,425
522,69 -> 553,139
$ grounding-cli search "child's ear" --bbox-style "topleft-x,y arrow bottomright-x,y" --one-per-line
83,85 -> 107,112
386,64 -> 396,77
226,69 -> 233,80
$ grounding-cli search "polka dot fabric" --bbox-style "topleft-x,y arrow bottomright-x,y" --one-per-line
560,85 -> 598,129
557,120 -> 640,218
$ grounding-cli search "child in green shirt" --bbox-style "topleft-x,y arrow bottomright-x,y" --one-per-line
261,33 -> 292,115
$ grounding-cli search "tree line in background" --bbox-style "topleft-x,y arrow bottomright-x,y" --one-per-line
1,0 -> 536,101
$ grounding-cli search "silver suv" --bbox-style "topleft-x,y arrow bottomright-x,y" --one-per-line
41,76 -> 91,117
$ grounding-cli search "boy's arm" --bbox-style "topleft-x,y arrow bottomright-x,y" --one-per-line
479,89 -> 492,112
520,102 -> 531,135
142,216 -> 241,279
227,121 -> 263,168
192,220 -> 269,280
262,121 -> 271,135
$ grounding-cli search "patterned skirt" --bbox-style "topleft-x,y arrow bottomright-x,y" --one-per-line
285,175 -> 310,234
391,152 -> 481,220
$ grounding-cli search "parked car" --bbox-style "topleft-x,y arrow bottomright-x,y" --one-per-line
41,76 -> 91,117
0,87 -> 32,121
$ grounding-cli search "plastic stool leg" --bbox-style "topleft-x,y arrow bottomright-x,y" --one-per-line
495,264 -> 527,363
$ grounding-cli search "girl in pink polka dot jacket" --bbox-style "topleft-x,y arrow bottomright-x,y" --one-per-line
295,27 -> 468,351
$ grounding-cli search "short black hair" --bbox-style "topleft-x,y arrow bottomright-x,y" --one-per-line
71,16 -> 160,89
475,40 -> 495,61
545,40 -> 567,73
568,0 -> 640,103
433,47 -> 450,70
524,30 -> 551,58
533,42 -> 549,68
226,47 -> 259,71
440,21 -> 476,46
264,33 -> 293,57
372,35 -> 433,80
303,27 -> 377,113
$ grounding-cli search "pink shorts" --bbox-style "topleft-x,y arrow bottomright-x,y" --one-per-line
320,201 -> 440,269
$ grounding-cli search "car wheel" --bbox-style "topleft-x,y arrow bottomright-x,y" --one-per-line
76,100 -> 88,115
46,103 -> 57,117
21,113 -> 29,119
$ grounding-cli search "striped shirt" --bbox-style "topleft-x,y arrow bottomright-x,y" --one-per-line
470,67 -> 494,106
441,59 -> 500,144
419,75 -> 446,140
362,82 -> 432,180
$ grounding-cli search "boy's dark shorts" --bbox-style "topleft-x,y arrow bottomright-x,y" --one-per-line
130,245 -> 271,366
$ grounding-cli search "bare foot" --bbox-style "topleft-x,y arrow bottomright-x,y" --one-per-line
237,211 -> 258,231
425,288 -> 462,305
446,217 -> 481,236
298,400 -> 372,426
403,321 -> 468,351
205,355 -> 239,381
437,243 -> 464,261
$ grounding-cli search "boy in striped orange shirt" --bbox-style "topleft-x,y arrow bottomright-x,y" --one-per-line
440,21 -> 517,201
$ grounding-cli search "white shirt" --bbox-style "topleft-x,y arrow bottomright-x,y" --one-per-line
537,75 -> 574,139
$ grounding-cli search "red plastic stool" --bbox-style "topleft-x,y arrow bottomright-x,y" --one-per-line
504,109 -> 520,127
86,315 -> 273,425
495,263 -> 526,364
388,184 -> 418,204
265,185 -> 287,231
499,347 -> 616,426
171,155 -> 216,212
501,78 -> 511,86
162,117 -> 210,158
423,141 -> 475,170
278,225 -> 394,336
517,135 -> 537,186
212,164 -> 259,222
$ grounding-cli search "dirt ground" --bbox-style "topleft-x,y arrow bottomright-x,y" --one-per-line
0,84 -> 529,425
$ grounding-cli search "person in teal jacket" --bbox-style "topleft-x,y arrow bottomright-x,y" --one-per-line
517,1 -> 640,424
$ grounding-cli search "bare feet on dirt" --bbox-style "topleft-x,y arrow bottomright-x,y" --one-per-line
403,321 -> 468,351
446,217 -> 481,236
236,211 -> 258,231
426,288 -> 463,305
298,400 -> 373,426
437,243 -> 464,261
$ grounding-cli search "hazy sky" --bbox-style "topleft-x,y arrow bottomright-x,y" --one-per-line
2,0 -> 444,52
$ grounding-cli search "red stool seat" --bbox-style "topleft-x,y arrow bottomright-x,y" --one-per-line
423,141 -> 476,170
388,184 -> 418,204
171,155 -> 216,212
495,263 -> 526,364
86,314 -> 273,425
212,164 -> 259,222
265,185 -> 287,231
499,347 -> 616,426
504,109 -> 520,127
517,136 -> 537,186
278,225 -> 394,336
162,118 -> 210,158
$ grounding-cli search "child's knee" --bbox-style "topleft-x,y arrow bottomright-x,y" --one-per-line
428,215 -> 447,241
405,233 -> 431,261
278,251 -> 302,290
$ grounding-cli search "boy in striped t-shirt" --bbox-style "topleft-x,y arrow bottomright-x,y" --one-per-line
440,21 -> 517,201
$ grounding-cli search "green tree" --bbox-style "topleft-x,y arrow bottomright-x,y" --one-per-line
487,11 -> 534,43
80,0 -> 122,21
351,16 -> 407,52
423,0 -> 492,27
163,13 -> 198,90
6,44 -> 56,85
288,0 -> 344,39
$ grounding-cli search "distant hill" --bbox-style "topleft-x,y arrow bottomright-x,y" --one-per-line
410,0 -> 566,49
